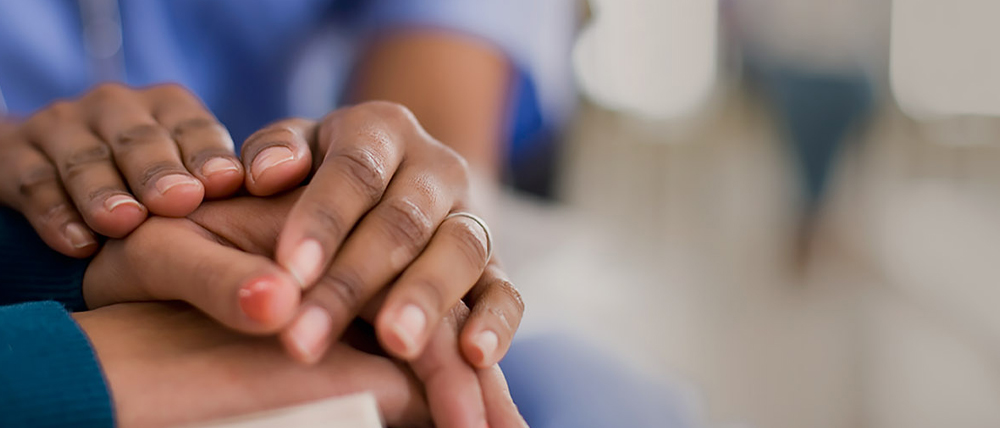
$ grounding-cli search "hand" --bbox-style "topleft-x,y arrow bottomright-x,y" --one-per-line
83,190 -> 527,428
74,302 -> 429,428
238,102 -> 523,368
0,83 -> 244,258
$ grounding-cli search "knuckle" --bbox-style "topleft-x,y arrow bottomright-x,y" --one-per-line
405,278 -> 446,315
26,101 -> 77,132
241,125 -> 297,157
332,149 -> 388,202
304,202 -> 347,244
378,197 -> 434,250
114,124 -> 172,148
313,270 -> 366,312
147,82 -> 191,97
17,164 -> 59,199
38,201 -> 75,226
89,82 -> 128,101
136,162 -> 186,187
61,145 -> 113,180
172,117 -> 225,138
356,100 -> 415,124
447,219 -> 489,267
494,280 -> 525,316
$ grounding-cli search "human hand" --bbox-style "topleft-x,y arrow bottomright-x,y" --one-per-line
237,102 -> 523,368
0,83 -> 243,258
83,191 -> 527,428
74,302 -> 429,428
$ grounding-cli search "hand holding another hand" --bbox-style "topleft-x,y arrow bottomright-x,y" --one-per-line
82,190 -> 526,428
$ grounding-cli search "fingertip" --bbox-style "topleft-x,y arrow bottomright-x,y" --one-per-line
376,303 -> 428,360
237,274 -> 300,331
463,329 -> 500,368
89,194 -> 147,238
143,174 -> 205,217
280,305 -> 334,365
199,157 -> 244,198
58,222 -> 99,258
244,145 -> 310,196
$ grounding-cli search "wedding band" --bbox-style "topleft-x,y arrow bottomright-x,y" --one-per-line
445,212 -> 493,262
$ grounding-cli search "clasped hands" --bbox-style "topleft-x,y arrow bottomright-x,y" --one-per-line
0,84 -> 525,428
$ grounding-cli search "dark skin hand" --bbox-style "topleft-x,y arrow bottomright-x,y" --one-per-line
0,83 -> 523,370
83,190 -> 527,428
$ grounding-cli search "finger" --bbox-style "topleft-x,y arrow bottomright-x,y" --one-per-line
0,140 -> 98,257
407,306 -> 489,428
279,169 -> 450,363
147,85 -> 243,199
478,364 -> 528,428
24,111 -> 146,238
240,118 -> 314,196
460,263 -> 524,368
109,217 -> 301,333
274,107 -> 407,288
376,210 -> 490,360
85,84 -> 204,217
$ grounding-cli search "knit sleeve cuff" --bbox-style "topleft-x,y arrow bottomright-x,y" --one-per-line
0,208 -> 90,311
0,301 -> 114,428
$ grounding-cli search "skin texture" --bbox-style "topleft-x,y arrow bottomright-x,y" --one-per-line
0,82 -> 523,370
74,302 -> 431,428
0,84 -> 243,257
238,102 -> 523,370
82,191 -> 528,428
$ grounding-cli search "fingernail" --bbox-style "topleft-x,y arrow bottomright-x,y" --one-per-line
391,304 -> 426,355
201,157 -> 240,177
154,174 -> 201,195
473,330 -> 499,364
238,278 -> 277,324
287,306 -> 332,363
64,223 -> 96,249
104,194 -> 143,213
286,239 -> 323,288
251,146 -> 295,182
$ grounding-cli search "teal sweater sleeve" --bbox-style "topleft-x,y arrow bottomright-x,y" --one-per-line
0,208 -> 114,427
0,207 -> 90,310
0,301 -> 115,428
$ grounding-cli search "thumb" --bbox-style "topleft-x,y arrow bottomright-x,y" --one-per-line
125,217 -> 301,334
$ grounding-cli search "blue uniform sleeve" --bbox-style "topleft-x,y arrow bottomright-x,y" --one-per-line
0,301 -> 115,428
358,0 -> 552,68
0,207 -> 90,311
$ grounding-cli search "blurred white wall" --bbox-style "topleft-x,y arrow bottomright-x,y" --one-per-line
572,0 -> 718,119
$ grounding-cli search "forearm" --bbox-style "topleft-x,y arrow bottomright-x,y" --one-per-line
350,30 -> 512,179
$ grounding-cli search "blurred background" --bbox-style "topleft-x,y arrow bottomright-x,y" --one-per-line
497,0 -> 1000,427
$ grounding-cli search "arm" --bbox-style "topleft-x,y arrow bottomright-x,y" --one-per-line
349,30 -> 511,179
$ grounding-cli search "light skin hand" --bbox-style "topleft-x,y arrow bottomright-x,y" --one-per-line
74,302 -> 429,428
83,191 -> 527,428
0,83 -> 243,258
238,102 -> 524,370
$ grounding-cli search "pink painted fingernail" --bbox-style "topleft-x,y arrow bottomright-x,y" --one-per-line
285,239 -> 323,288
286,306 -> 332,363
201,157 -> 240,177
391,304 -> 426,356
473,330 -> 499,363
251,146 -> 295,182
238,278 -> 278,324
104,194 -> 143,213
64,223 -> 96,249
154,174 -> 201,195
